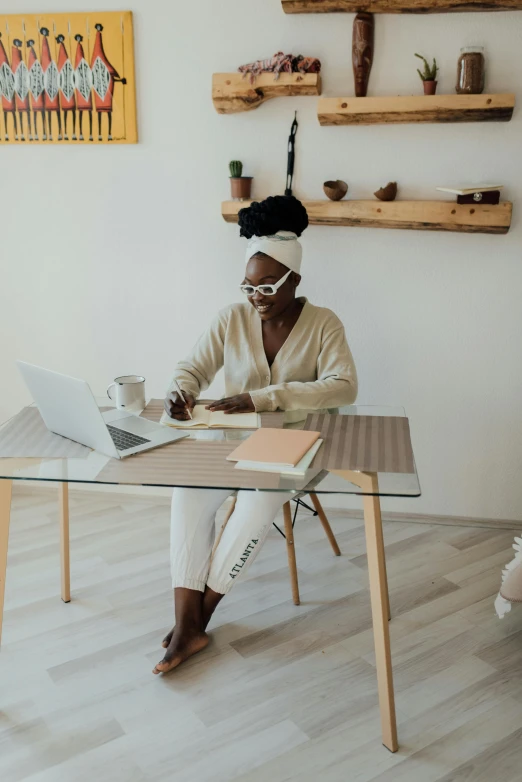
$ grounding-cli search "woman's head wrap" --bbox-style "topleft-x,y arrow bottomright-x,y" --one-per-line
245,230 -> 302,274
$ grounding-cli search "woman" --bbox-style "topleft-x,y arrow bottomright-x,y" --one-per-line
154,196 -> 357,674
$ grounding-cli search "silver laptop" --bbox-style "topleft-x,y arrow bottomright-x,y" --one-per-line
17,361 -> 188,459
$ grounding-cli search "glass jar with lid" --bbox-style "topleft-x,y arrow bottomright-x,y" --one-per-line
456,47 -> 485,94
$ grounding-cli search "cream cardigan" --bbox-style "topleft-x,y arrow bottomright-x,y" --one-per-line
170,297 -> 358,413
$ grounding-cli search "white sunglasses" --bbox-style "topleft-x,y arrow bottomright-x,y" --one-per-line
240,268 -> 292,297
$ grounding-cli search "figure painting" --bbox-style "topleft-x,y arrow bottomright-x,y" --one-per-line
0,11 -> 137,144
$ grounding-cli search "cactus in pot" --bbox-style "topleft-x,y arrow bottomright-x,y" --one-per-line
229,160 -> 243,178
229,160 -> 253,201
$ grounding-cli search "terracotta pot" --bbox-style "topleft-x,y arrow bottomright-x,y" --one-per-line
423,80 -> 437,95
230,177 -> 252,200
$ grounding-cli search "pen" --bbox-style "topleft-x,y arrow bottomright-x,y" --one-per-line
171,379 -> 193,420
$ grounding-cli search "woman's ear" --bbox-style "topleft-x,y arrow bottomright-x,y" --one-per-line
292,273 -> 302,289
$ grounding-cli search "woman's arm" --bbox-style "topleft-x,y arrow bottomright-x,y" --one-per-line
249,323 -> 358,412
168,309 -> 228,399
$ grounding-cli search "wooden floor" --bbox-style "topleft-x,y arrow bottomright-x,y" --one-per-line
2,487 -> 522,782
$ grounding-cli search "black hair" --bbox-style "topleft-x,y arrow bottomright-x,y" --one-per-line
238,195 -> 308,239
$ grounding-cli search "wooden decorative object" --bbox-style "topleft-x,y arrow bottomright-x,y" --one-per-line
352,13 -> 374,98
318,94 -> 515,125
212,73 -> 321,114
374,182 -> 397,201
282,0 -> 522,13
323,180 -> 348,200
222,199 -> 512,234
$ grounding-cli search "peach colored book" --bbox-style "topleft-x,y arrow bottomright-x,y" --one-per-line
226,428 -> 321,468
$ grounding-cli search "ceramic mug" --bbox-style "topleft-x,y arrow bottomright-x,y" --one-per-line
107,375 -> 146,412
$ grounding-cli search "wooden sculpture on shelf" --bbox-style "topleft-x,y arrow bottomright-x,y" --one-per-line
352,13 -> 374,98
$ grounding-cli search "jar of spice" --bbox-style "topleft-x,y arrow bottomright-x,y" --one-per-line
456,47 -> 485,94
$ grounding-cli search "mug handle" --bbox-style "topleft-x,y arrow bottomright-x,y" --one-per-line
107,383 -> 117,402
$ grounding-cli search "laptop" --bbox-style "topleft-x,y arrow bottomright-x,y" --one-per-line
17,361 -> 188,459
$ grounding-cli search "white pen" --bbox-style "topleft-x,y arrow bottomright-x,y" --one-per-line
171,379 -> 193,420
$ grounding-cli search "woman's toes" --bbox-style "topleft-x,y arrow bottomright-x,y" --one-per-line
152,631 -> 209,675
162,627 -> 175,649
153,658 -> 175,674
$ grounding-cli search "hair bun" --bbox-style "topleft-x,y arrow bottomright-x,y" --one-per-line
238,195 -> 308,239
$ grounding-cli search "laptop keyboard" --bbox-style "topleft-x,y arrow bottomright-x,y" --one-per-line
107,425 -> 151,452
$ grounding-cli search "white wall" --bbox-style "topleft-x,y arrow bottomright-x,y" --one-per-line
1,0 -> 521,520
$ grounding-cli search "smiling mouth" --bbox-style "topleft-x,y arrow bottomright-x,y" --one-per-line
255,303 -> 273,313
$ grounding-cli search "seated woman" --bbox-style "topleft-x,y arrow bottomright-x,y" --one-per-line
154,195 -> 357,674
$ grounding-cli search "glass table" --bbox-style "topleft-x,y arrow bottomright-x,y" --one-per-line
0,402 -> 420,753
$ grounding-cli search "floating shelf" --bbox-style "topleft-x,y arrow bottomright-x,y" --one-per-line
282,0 -> 522,12
318,94 -> 515,125
222,199 -> 512,234
212,72 -> 321,114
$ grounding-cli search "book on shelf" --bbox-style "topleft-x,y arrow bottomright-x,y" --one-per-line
436,184 -> 503,195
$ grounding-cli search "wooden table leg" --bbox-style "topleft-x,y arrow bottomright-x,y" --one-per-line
331,469 -> 397,751
0,479 -> 13,647
59,483 -> 71,603
363,479 -> 398,752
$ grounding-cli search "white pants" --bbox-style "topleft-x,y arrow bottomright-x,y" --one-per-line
170,488 -> 293,595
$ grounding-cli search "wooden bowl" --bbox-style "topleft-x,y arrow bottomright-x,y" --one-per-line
374,182 -> 397,202
323,180 -> 348,201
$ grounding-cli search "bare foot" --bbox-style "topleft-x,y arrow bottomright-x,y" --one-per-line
153,628 -> 209,674
161,605 -> 214,648
162,626 -> 175,649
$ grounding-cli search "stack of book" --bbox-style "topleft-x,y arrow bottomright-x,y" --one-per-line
227,428 -> 323,477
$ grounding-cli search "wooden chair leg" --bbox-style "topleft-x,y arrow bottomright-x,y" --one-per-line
363,480 -> 397,753
309,493 -> 341,556
59,483 -> 71,603
283,501 -> 300,606
0,479 -> 13,648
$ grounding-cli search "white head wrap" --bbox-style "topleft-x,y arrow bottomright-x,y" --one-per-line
245,230 -> 302,275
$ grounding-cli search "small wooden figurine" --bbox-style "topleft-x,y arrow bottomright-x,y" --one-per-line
352,13 -> 374,98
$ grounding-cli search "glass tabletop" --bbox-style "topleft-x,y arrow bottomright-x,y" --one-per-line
0,403 -> 420,498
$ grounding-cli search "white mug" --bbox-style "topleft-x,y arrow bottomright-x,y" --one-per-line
107,375 -> 146,412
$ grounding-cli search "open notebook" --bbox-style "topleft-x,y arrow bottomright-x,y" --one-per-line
160,407 -> 260,430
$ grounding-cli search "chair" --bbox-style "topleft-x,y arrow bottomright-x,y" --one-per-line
214,491 -> 341,606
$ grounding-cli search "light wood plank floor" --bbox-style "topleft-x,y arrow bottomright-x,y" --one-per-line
1,487 -> 522,782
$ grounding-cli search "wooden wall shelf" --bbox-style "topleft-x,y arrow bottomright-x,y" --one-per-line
282,0 -> 522,13
212,73 -> 321,114
318,94 -> 515,125
222,200 -> 512,234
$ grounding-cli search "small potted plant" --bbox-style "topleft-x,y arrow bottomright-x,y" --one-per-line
229,160 -> 253,201
415,53 -> 438,95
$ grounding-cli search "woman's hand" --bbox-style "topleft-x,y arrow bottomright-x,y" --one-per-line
164,391 -> 196,420
206,393 -> 255,414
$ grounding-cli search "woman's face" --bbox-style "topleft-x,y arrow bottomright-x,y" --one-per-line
243,252 -> 300,321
